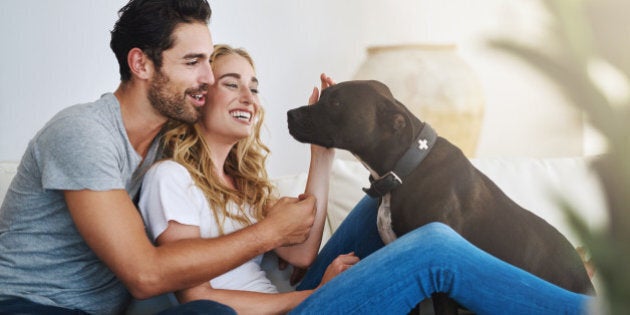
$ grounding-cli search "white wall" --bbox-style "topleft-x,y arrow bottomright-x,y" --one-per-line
0,0 -> 591,178
0,0 -> 123,163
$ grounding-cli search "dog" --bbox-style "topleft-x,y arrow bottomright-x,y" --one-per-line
287,80 -> 594,315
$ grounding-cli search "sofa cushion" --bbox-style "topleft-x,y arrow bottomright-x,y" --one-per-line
0,162 -> 18,202
273,156 -> 608,247
470,157 -> 607,245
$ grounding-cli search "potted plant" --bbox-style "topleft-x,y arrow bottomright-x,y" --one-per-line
490,0 -> 630,313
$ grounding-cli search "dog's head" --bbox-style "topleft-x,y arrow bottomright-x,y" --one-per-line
287,80 -> 422,173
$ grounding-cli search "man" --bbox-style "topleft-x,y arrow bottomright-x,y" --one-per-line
0,1 -> 316,314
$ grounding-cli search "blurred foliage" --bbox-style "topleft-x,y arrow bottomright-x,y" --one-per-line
489,0 -> 630,313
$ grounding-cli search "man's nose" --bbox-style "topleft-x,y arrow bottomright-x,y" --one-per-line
201,62 -> 215,86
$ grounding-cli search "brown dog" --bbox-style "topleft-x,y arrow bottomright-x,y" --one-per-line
287,80 -> 594,314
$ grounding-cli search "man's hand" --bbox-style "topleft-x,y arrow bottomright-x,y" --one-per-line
263,195 -> 317,247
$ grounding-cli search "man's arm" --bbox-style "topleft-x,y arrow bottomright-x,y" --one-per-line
64,189 -> 315,299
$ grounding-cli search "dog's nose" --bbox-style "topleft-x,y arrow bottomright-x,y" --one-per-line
287,107 -> 309,140
287,109 -> 297,129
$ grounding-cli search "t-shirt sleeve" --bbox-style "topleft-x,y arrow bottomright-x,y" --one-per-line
138,160 -> 205,241
35,115 -> 126,191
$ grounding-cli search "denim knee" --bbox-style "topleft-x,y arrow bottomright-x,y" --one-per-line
395,222 -> 466,255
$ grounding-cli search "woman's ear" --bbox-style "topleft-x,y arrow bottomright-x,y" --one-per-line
127,47 -> 154,80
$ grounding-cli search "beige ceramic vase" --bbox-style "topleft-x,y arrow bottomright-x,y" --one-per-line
353,44 -> 485,157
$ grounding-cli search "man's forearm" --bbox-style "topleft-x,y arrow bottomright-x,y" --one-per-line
138,220 -> 282,298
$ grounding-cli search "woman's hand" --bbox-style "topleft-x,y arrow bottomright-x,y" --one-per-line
308,73 -> 336,159
273,73 -> 338,268
308,73 -> 336,105
317,252 -> 360,289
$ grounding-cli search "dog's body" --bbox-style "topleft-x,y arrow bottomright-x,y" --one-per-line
287,80 -> 594,314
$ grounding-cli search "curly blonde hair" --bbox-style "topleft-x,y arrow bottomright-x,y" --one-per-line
161,44 -> 274,235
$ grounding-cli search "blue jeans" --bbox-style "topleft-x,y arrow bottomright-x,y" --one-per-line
0,297 -> 235,315
157,300 -> 236,315
0,298 -> 89,315
292,196 -> 593,314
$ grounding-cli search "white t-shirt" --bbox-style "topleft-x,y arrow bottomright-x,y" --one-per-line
138,160 -> 278,293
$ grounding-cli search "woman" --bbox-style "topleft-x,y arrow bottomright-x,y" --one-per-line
139,45 -> 593,314
139,45 -> 349,314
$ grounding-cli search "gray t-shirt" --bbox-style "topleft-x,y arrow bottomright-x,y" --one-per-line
0,93 -> 159,314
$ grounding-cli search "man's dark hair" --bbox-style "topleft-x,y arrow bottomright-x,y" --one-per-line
110,0 -> 212,81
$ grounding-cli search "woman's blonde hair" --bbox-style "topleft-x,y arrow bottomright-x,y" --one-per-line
161,44 -> 274,235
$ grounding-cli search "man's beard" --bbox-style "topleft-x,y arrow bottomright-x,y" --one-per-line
148,70 -> 205,124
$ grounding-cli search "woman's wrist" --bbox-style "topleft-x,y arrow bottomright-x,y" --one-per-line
310,146 -> 335,163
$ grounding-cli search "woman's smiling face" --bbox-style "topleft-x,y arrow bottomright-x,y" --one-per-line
200,53 -> 260,145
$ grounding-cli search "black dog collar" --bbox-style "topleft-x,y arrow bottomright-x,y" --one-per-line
362,123 -> 437,197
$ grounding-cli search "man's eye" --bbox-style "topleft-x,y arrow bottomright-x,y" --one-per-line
186,60 -> 198,66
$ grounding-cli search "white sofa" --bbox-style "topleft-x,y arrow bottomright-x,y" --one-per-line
0,156 -> 608,313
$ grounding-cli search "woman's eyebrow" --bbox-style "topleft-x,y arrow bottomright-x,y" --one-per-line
219,73 -> 259,84
219,73 -> 241,80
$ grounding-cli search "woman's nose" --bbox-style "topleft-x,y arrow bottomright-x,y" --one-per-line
240,87 -> 255,104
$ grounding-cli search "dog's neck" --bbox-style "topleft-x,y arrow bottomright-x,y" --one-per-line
360,122 -> 437,198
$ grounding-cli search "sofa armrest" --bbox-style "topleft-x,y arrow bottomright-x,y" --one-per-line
0,162 -> 18,202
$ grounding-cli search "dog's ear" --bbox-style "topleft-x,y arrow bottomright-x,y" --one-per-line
393,113 -> 406,132
378,103 -> 408,134
368,80 -> 394,98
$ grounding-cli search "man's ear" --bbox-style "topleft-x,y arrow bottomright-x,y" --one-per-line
127,47 -> 154,80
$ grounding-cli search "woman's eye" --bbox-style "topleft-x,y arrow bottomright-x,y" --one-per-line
225,83 -> 238,89
250,88 -> 259,94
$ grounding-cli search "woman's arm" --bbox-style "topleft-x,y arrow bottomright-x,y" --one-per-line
178,283 -> 312,315
159,220 -> 314,314
274,74 -> 336,268
175,252 -> 360,315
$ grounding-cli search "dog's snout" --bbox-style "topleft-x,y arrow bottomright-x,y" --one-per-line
287,108 -> 300,123
286,105 -> 335,148
287,107 -> 307,138
287,106 -> 312,130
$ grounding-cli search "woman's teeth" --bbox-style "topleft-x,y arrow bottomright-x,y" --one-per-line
230,110 -> 251,121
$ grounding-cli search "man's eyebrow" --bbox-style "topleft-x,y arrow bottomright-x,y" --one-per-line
182,53 -> 209,60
